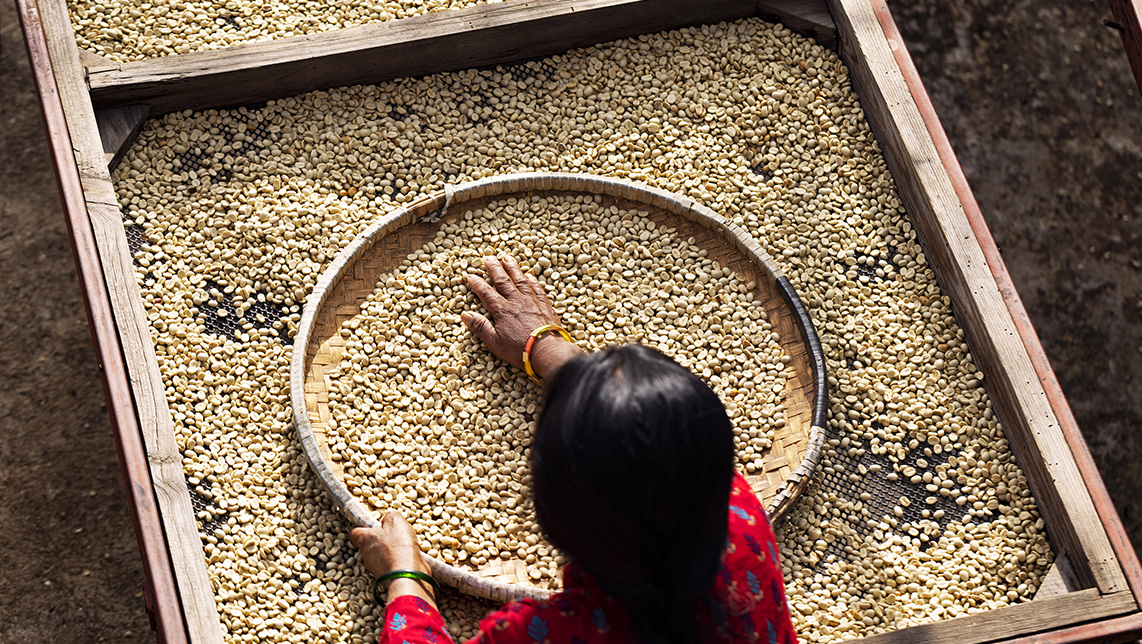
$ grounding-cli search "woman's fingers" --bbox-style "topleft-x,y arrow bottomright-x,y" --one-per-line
523,272 -> 549,307
353,512 -> 428,570
463,253 -> 562,370
496,254 -> 552,313
383,511 -> 416,541
467,274 -> 505,311
484,256 -> 516,297
348,526 -> 373,550
500,254 -> 531,288
460,311 -> 499,348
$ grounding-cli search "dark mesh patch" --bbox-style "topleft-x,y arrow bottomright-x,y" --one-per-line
197,279 -> 291,344
842,243 -> 901,283
188,479 -> 229,537
750,164 -> 775,181
390,104 -> 411,122
500,58 -> 558,86
455,58 -> 560,126
124,223 -> 145,257
170,103 -> 274,185
215,13 -> 241,29
811,419 -> 972,574
120,101 -> 291,348
285,575 -> 303,598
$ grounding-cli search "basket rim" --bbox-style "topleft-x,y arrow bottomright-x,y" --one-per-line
289,171 -> 828,602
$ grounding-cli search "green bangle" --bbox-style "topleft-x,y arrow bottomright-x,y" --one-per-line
372,570 -> 441,605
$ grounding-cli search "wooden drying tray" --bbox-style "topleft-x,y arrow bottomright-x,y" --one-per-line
16,0 -> 1142,642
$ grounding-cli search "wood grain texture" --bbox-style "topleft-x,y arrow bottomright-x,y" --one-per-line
1002,612 -> 1142,644
87,0 -> 771,115
852,589 -> 1137,644
1109,0 -> 1142,98
16,0 -> 184,641
96,104 -> 149,169
757,0 -> 837,47
31,0 -> 225,640
829,0 -> 1129,595
87,200 -> 227,644
871,0 -> 1142,609
1033,553 -> 1084,600
77,47 -> 117,75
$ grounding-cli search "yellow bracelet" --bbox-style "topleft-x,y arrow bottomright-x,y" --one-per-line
522,324 -> 573,384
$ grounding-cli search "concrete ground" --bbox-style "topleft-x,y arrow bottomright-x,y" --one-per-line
1,0 -> 1138,641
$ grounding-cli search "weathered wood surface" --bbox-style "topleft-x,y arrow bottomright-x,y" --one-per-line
16,0 -> 185,640
29,0 -> 225,640
758,0 -> 837,47
96,104 -> 149,169
1034,554 -> 1084,600
829,0 -> 1128,595
84,0 -> 811,115
77,47 -> 118,76
1109,0 -> 1142,98
853,589 -> 1137,644
870,0 -> 1142,607
1004,612 -> 1142,644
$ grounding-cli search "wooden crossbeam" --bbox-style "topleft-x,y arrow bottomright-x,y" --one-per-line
84,0 -> 834,115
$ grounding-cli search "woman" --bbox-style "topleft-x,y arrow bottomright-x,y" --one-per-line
349,255 -> 797,644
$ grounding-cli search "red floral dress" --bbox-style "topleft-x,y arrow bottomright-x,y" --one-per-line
379,473 -> 797,644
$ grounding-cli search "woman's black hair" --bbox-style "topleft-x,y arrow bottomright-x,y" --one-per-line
531,344 -> 735,644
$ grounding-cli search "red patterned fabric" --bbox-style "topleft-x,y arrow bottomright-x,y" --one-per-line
379,473 -> 797,644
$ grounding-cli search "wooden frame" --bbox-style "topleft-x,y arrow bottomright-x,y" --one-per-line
16,0 -> 1142,642
81,0 -> 838,115
1108,0 -> 1142,97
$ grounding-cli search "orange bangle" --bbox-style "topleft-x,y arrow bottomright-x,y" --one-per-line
522,324 -> 573,384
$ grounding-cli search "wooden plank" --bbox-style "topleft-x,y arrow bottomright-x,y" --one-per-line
1108,0 -> 1142,98
757,0 -> 837,48
88,197 -> 231,644
86,0 -> 769,115
868,0 -> 1142,606
77,47 -> 118,75
15,0 -> 184,641
828,0 -> 1129,595
29,0 -> 225,641
1034,553 -> 1084,600
96,104 -> 149,169
852,589 -> 1137,644
1005,612 -> 1142,644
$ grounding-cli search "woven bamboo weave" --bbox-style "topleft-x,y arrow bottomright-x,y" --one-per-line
291,173 -> 827,602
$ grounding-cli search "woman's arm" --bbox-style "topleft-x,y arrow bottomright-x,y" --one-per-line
350,511 -> 436,605
461,254 -> 584,381
350,512 -> 455,643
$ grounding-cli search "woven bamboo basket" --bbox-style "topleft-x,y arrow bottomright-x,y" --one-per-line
290,172 -> 827,602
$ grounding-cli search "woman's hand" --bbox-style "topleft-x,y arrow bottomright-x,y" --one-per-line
349,512 -> 436,605
461,254 -> 583,380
